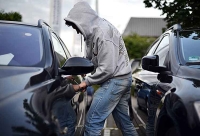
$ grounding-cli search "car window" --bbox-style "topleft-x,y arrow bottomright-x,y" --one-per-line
180,31 -> 200,65
155,46 -> 169,66
51,33 -> 67,68
154,35 -> 169,54
59,38 -> 71,59
146,40 -> 159,56
0,24 -> 43,66
154,35 -> 169,66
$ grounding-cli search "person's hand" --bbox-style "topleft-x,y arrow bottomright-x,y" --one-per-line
72,85 -> 80,92
79,81 -> 87,92
72,81 -> 87,92
65,75 -> 74,81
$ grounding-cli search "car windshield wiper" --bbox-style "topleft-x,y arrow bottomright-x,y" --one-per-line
185,62 -> 200,65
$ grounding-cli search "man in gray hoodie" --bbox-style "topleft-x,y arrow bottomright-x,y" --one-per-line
64,1 -> 138,136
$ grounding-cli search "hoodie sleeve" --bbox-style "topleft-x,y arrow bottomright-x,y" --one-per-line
85,39 -> 119,86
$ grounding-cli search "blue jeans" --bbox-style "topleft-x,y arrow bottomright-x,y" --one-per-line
52,98 -> 77,136
84,77 -> 138,136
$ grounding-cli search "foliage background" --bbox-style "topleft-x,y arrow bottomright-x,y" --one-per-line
143,0 -> 200,28
123,34 -> 156,96
123,34 -> 156,59
0,10 -> 22,22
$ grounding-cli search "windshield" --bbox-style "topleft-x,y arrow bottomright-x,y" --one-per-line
0,24 -> 43,66
180,30 -> 200,66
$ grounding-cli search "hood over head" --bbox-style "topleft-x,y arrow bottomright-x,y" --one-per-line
64,1 -> 100,40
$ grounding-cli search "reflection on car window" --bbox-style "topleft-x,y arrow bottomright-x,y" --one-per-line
59,38 -> 70,59
0,53 -> 14,65
180,31 -> 200,64
146,40 -> 159,56
0,24 -> 43,66
155,35 -> 169,54
51,33 -> 67,68
154,35 -> 169,66
156,46 -> 169,66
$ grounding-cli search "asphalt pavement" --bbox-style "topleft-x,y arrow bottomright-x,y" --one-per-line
101,96 -> 148,136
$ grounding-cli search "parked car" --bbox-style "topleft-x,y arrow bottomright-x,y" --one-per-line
0,20 -> 94,136
136,82 -> 150,112
130,59 -> 150,113
132,24 -> 200,136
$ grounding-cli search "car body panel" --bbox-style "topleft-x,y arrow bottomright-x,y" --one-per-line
133,27 -> 200,135
0,66 -> 50,100
0,20 -> 89,136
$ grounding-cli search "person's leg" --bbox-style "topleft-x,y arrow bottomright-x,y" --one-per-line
112,78 -> 138,136
52,98 -> 76,136
84,79 -> 124,136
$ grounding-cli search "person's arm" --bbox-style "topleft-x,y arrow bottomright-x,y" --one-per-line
82,40 -> 119,87
72,84 -> 81,92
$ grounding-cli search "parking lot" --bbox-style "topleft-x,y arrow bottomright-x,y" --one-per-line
1,1 -> 200,136
101,96 -> 147,136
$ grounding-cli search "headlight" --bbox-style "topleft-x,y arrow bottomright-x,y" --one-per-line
194,101 -> 200,120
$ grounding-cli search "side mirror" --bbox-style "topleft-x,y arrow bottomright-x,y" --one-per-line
157,72 -> 173,83
59,57 -> 94,75
142,55 -> 167,73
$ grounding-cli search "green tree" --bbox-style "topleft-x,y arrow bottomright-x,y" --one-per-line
0,10 -> 22,22
143,0 -> 200,28
123,34 -> 156,59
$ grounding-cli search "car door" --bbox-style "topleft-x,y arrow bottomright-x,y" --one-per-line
153,35 -> 173,94
145,34 -> 170,86
58,35 -> 87,135
134,35 -> 170,103
50,31 -> 86,135
137,83 -> 151,107
134,38 -> 160,96
134,39 -> 160,86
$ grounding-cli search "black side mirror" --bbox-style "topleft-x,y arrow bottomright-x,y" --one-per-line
157,71 -> 173,83
142,55 -> 168,73
59,57 -> 94,75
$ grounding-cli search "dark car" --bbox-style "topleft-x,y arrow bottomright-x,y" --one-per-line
136,82 -> 150,113
0,20 -> 94,136
132,24 -> 200,136
130,59 -> 150,113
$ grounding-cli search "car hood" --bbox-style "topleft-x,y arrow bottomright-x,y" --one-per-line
0,66 -> 50,100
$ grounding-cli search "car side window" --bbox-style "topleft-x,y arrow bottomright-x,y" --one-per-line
154,35 -> 169,66
146,40 -> 159,56
154,35 -> 169,54
156,46 -> 169,66
59,38 -> 71,59
51,33 -> 67,68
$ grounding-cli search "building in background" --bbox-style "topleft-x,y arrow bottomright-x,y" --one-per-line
50,0 -> 62,35
123,17 -> 167,37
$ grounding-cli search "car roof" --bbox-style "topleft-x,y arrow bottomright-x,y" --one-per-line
0,19 -> 50,28
0,20 -> 38,27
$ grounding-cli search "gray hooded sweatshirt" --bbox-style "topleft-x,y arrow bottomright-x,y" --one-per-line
64,1 -> 131,86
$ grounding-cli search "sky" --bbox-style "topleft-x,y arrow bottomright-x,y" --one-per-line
0,0 -> 164,56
